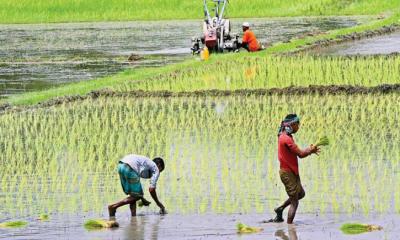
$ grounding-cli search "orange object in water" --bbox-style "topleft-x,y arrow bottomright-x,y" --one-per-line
242,30 -> 261,52
200,47 -> 210,61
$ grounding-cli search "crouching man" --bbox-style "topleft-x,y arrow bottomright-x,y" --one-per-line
108,154 -> 166,218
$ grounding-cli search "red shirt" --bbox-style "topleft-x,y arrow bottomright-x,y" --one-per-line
278,132 -> 310,175
242,30 -> 261,52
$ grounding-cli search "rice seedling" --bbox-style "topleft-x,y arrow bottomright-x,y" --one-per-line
0,93 -> 399,218
37,214 -> 49,221
340,223 -> 383,234
84,219 -> 119,230
315,136 -> 329,147
117,55 -> 400,93
237,222 -> 263,234
0,221 -> 27,228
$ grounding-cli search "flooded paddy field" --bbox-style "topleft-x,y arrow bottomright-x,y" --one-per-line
0,93 -> 399,239
0,17 -> 366,96
2,213 -> 400,239
310,31 -> 400,56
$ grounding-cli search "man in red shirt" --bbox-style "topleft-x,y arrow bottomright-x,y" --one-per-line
271,114 -> 320,224
241,22 -> 263,52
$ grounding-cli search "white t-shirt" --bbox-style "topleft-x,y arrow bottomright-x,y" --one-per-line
120,154 -> 160,189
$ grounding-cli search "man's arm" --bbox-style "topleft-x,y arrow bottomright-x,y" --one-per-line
149,188 -> 166,214
287,139 -> 319,158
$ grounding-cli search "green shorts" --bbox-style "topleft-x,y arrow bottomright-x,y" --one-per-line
279,169 -> 305,199
118,162 -> 143,197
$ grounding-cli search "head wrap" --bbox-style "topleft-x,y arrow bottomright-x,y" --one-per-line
278,114 -> 300,136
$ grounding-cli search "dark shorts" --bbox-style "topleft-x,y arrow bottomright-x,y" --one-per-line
118,162 -> 143,197
279,169 -> 305,199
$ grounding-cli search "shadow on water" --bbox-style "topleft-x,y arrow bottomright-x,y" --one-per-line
0,17 -> 368,97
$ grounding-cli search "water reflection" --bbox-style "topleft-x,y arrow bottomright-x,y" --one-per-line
124,216 -> 162,240
275,225 -> 298,240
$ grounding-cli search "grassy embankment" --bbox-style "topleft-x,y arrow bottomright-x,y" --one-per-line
0,0 -> 398,24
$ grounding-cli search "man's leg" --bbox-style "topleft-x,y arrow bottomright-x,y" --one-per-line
287,197 -> 299,224
108,195 -> 138,217
274,198 -> 291,221
286,176 -> 305,223
130,200 -> 137,216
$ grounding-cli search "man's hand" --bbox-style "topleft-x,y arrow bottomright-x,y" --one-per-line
310,144 -> 321,155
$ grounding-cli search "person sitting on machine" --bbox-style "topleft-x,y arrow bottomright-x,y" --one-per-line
241,22 -> 263,52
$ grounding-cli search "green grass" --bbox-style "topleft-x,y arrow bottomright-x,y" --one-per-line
0,0 -> 398,24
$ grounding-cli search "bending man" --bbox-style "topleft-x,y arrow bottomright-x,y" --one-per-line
108,154 -> 166,218
272,114 -> 320,224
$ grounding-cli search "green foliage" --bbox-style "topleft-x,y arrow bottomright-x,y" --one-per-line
0,0 -> 398,23
0,221 -> 28,228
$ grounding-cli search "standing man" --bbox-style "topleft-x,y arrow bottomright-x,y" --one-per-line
241,22 -> 263,52
271,114 -> 320,224
108,154 -> 166,218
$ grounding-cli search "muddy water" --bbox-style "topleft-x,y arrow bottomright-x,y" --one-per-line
311,31 -> 400,55
1,213 -> 399,239
0,17 -> 366,96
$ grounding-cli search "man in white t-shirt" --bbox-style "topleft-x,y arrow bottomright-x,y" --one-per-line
108,154 -> 166,217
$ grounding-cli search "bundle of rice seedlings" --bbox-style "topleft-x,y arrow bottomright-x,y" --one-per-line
0,221 -> 28,228
237,222 -> 263,234
315,136 -> 329,147
84,219 -> 119,230
38,214 -> 49,221
340,223 -> 383,234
